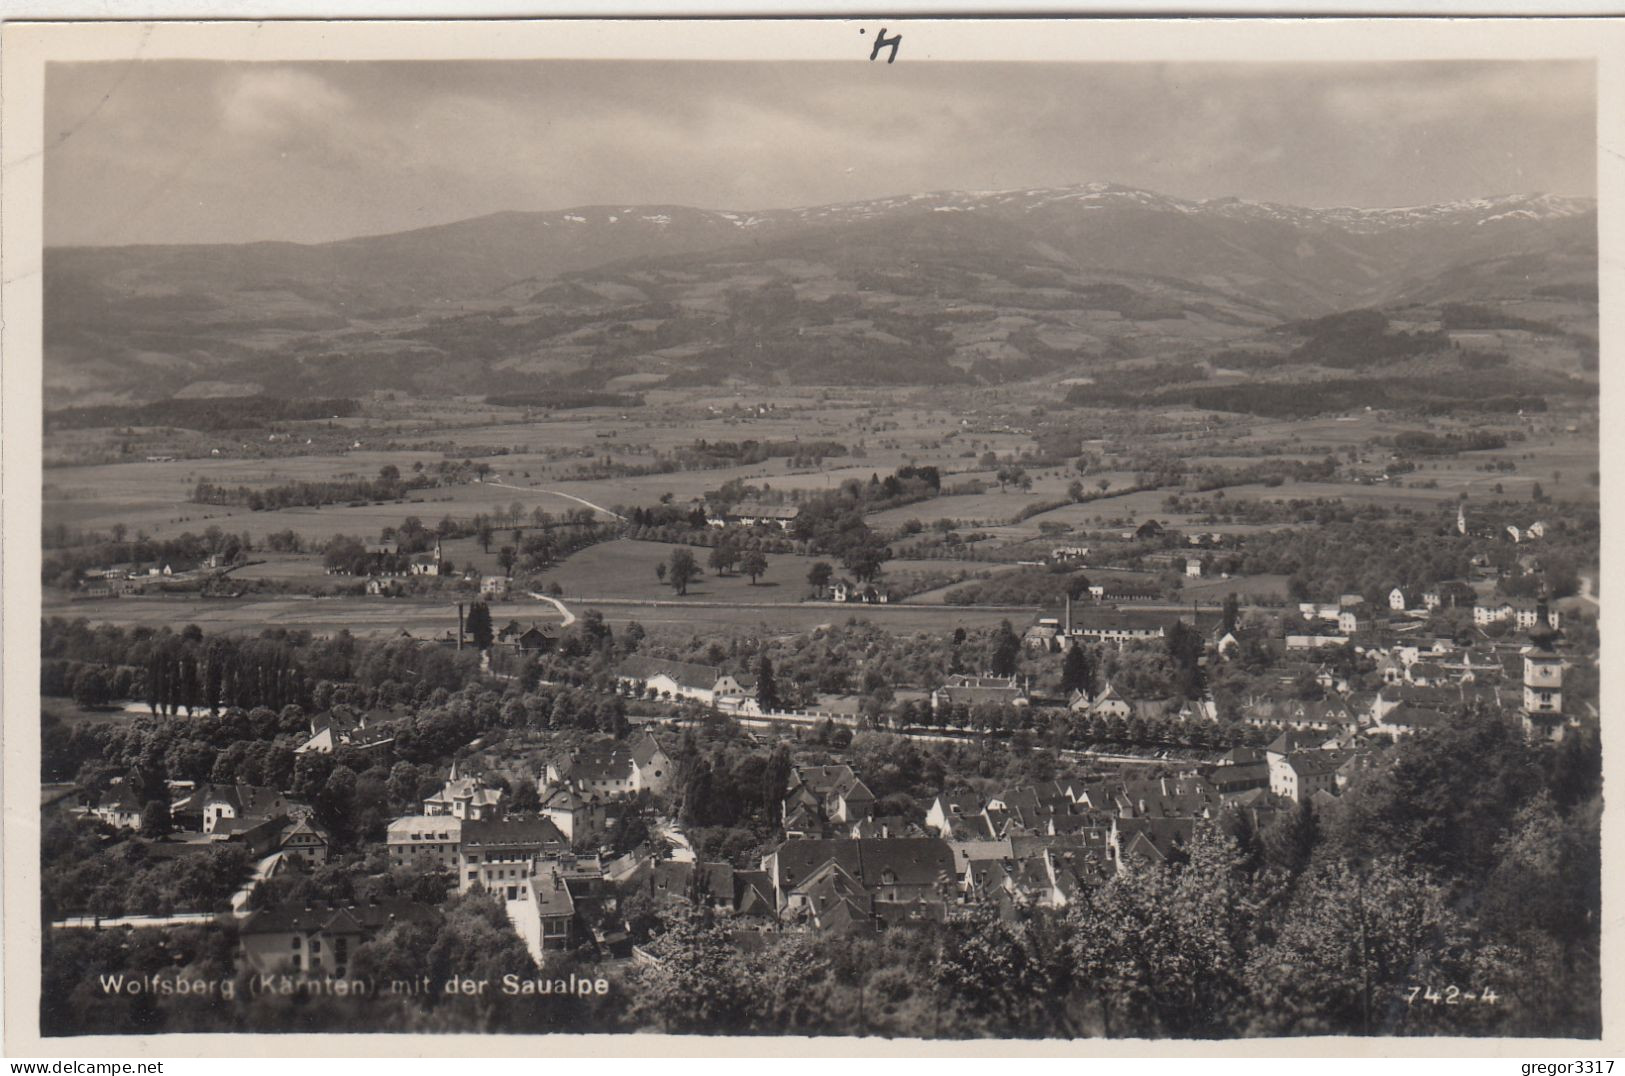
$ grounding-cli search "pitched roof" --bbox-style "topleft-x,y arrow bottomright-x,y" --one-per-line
459,816 -> 568,851
934,684 -> 1029,707
1381,705 -> 1449,730
1378,682 -> 1500,709
530,864 -> 577,919
557,743 -> 637,783
426,775 -> 504,809
629,730 -> 668,769
733,870 -> 776,917
933,791 -> 985,816
615,656 -> 722,691
98,786 -> 146,814
202,783 -> 294,819
1285,750 -> 1350,778
280,817 -> 330,844
239,898 -> 439,937
1247,698 -> 1360,729
1115,816 -> 1195,864
788,764 -> 859,797
940,813 -> 999,841
769,838 -> 957,893
387,816 -> 463,841
1209,761 -> 1270,791
1266,729 -> 1325,755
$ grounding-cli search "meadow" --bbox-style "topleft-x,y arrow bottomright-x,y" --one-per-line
42,387 -> 1597,645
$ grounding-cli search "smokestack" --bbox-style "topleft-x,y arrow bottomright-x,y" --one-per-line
457,603 -> 465,650
1065,594 -> 1072,636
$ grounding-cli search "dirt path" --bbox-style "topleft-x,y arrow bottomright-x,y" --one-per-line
480,480 -> 626,521
528,592 -> 578,627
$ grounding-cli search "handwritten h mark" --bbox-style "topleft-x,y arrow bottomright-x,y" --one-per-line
869,28 -> 901,63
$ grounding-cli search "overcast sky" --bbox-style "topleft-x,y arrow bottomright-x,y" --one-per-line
44,59 -> 1595,246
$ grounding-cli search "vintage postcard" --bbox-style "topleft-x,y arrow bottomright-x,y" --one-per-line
2,16 -> 1620,1057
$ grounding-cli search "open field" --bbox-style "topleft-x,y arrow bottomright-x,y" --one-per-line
41,592 -> 568,639
862,470 -> 1142,530
229,552 -> 335,583
537,539 -> 821,603
44,390 -> 1596,557
41,590 -> 1028,640
1180,573 -> 1292,601
41,389 -> 1599,648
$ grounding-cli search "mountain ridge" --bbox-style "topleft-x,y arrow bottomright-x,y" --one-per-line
43,180 -> 1597,406
47,182 -> 1597,252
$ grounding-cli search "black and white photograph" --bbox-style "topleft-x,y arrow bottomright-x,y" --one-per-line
2,16 -> 1618,1054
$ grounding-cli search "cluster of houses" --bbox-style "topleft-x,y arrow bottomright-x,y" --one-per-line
343,541 -> 528,601
1283,587 -> 1560,650
333,539 -> 446,581
631,758 -> 1289,933
295,707 -> 397,755
76,562 -> 198,598
376,733 -> 675,959
1074,619 -> 1573,744
87,780 -> 333,875
1457,503 -> 1549,545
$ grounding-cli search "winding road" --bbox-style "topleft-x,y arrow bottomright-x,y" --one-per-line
479,480 -> 626,521
528,592 -> 578,627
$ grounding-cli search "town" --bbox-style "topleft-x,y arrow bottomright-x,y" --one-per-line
39,428 -> 1601,1036
31,52 -> 1602,1044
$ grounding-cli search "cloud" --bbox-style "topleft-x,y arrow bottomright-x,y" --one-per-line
43,58 -> 1596,246
218,68 -> 352,141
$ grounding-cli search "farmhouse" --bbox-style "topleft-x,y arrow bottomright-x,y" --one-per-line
91,786 -> 146,830
1067,609 -> 1168,643
1285,633 -> 1350,651
614,655 -> 731,704
831,579 -> 891,604
930,674 -> 1030,715
200,783 -> 296,836
278,817 -> 332,869
708,500 -> 801,530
